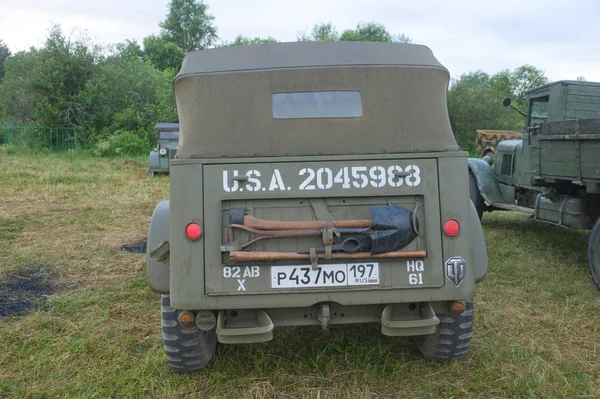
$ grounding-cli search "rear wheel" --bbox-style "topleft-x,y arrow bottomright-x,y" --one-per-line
414,300 -> 474,361
589,219 -> 600,290
161,295 -> 217,371
469,172 -> 484,220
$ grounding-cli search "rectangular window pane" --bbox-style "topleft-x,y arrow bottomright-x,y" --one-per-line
272,91 -> 362,119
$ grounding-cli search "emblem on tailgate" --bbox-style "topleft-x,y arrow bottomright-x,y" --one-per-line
445,257 -> 466,286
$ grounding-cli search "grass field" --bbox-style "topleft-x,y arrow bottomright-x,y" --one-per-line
1,152 -> 599,399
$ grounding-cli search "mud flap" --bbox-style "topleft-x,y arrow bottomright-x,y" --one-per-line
381,303 -> 439,336
216,309 -> 274,344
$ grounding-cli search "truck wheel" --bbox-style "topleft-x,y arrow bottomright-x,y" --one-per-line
469,172 -> 484,220
161,295 -> 217,371
414,300 -> 474,361
589,219 -> 600,290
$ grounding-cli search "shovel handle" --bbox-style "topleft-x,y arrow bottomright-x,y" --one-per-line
229,250 -> 427,262
243,215 -> 371,230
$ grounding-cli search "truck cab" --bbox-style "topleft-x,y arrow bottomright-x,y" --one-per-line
146,41 -> 489,371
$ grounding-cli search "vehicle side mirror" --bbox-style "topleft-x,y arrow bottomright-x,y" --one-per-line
502,97 -> 511,107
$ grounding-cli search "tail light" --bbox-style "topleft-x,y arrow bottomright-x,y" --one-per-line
185,222 -> 202,240
443,219 -> 460,237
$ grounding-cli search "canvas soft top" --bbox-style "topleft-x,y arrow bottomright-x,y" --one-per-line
176,41 -> 446,76
173,41 -> 460,159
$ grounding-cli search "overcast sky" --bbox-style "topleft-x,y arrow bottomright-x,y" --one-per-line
1,0 -> 599,81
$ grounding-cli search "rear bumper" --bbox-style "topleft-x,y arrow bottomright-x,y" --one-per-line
214,300 -> 446,344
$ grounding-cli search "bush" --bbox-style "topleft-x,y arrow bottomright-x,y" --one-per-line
93,130 -> 150,157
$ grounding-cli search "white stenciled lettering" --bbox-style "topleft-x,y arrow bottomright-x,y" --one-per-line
388,166 -> 404,187
409,273 -> 424,285
299,168 -> 316,190
237,279 -> 246,291
316,168 -> 333,189
369,166 -> 386,188
252,266 -> 260,277
223,164 -> 422,192
269,169 -> 286,191
351,166 -> 368,188
407,260 -> 424,272
222,170 -> 240,193
333,167 -> 351,189
245,170 -> 261,191
405,165 -> 421,187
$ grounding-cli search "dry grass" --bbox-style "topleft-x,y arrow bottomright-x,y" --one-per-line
0,152 -> 599,398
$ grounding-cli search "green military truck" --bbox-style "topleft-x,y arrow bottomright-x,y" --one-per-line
146,41 -> 489,371
469,80 -> 600,289
148,123 -> 180,177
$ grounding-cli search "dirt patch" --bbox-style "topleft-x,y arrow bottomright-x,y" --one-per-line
0,265 -> 54,317
121,239 -> 147,254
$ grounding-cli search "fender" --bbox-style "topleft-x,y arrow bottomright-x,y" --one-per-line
146,200 -> 170,293
469,200 -> 488,283
149,151 -> 166,174
467,158 -> 504,205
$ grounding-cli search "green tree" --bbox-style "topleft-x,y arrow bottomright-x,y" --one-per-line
0,50 -> 38,123
446,65 -> 549,150
159,0 -> 218,52
508,65 -> 549,103
0,25 -> 100,128
226,35 -> 278,46
297,22 -> 339,41
143,35 -> 185,71
77,49 -> 177,143
0,39 -> 11,80
340,22 -> 411,43
115,39 -> 144,60
298,22 -> 410,43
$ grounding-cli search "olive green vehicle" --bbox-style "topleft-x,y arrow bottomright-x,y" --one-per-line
146,41 -> 489,371
469,80 -> 600,289
148,123 -> 180,176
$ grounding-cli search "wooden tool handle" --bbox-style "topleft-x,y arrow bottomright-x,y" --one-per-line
243,215 -> 371,230
229,250 -> 427,262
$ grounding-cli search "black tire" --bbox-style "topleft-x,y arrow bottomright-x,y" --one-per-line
161,295 -> 217,371
589,219 -> 600,290
469,172 -> 484,220
414,300 -> 474,361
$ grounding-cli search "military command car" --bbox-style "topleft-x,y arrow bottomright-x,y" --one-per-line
146,41 -> 488,371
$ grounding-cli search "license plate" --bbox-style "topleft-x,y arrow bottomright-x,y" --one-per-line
270,262 -> 380,288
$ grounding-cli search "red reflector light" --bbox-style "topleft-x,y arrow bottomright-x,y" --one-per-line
443,219 -> 460,236
185,222 -> 202,240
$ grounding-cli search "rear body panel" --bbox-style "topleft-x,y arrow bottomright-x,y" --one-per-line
168,152 -> 475,310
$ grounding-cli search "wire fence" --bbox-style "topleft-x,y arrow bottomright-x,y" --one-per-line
1,126 -> 84,152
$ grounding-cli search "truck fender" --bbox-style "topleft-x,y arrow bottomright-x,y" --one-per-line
467,158 -> 504,205
146,200 -> 170,293
469,199 -> 488,283
149,151 -> 163,173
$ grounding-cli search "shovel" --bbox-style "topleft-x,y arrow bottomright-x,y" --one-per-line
228,205 -> 419,256
229,209 -> 371,230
